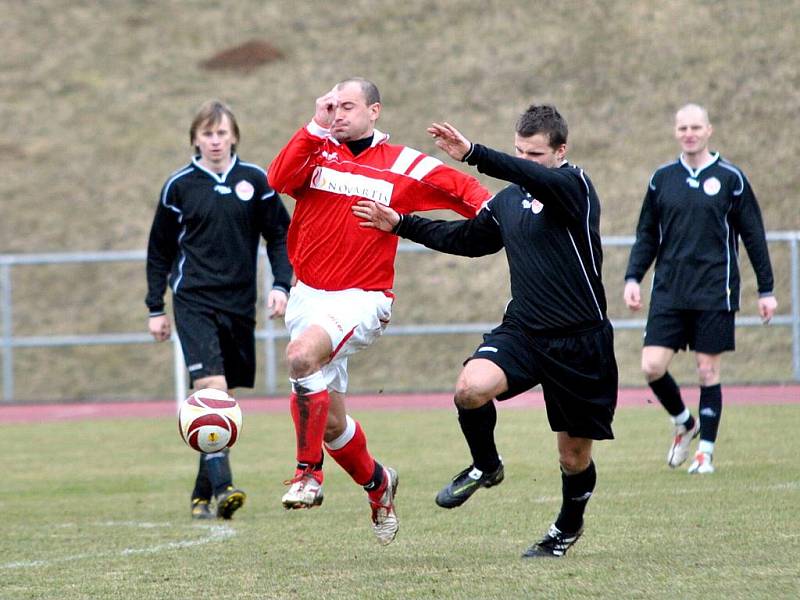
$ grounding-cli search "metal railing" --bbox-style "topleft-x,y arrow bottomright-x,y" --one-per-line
2,232 -> 799,403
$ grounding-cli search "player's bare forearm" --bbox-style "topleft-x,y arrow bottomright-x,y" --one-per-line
351,200 -> 400,232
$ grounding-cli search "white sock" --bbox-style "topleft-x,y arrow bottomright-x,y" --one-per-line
698,440 -> 715,455
671,408 -> 691,427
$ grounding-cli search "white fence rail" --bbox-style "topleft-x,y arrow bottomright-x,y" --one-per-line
2,232 -> 799,403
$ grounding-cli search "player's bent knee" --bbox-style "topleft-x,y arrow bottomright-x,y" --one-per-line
696,366 -> 718,386
286,341 -> 319,377
559,453 -> 591,474
193,375 -> 227,392
453,382 -> 493,410
641,360 -> 666,382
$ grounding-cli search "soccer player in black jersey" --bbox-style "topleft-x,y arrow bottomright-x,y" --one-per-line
353,105 -> 618,558
146,100 -> 292,519
624,104 -> 776,474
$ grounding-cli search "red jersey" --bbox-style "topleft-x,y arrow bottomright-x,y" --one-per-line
268,122 -> 492,291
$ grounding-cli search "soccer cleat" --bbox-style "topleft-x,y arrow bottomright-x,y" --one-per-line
521,523 -> 584,558
282,470 -> 324,509
369,467 -> 399,546
216,486 -> 246,519
667,419 -> 700,467
190,498 -> 215,520
435,460 -> 504,509
687,451 -> 714,474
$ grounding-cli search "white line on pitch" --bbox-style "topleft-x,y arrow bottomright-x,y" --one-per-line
0,523 -> 235,570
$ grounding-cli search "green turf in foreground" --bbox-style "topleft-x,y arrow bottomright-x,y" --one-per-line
2,404 -> 798,599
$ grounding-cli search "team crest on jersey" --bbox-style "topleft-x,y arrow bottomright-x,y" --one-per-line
310,166 -> 394,205
522,198 -> 544,214
703,177 -> 721,196
235,180 -> 255,201
321,150 -> 339,161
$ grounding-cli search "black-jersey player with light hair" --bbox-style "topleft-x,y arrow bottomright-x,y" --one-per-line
353,104 -> 618,558
624,103 -> 776,474
146,99 -> 292,519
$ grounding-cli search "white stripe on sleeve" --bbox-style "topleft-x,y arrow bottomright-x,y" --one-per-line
407,155 -> 443,181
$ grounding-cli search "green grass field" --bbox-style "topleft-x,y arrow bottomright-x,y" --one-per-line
3,403 -> 798,599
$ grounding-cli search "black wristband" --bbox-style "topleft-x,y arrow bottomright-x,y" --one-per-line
391,214 -> 404,234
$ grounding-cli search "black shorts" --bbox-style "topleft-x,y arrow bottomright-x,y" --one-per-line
644,306 -> 735,354
468,318 -> 618,440
173,296 -> 256,389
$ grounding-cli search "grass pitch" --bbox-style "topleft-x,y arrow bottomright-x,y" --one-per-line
3,403 -> 799,599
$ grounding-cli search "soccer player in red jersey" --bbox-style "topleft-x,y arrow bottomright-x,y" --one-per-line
268,78 -> 490,544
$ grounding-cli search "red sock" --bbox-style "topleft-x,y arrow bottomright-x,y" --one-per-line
290,389 -> 330,467
326,420 -> 377,487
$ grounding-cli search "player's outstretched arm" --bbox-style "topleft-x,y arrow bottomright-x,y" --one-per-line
427,122 -> 472,161
352,200 -> 401,232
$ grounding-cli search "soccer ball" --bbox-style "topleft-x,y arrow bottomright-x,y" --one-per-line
178,388 -> 242,453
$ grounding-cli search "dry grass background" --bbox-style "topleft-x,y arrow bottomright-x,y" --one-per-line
2,0 -> 799,401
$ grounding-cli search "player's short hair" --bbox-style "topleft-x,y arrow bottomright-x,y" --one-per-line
337,77 -> 381,106
190,99 -> 240,154
515,104 -> 568,149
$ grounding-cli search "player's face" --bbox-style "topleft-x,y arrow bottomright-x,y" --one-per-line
674,107 -> 712,157
194,114 -> 237,169
331,82 -> 380,142
514,133 -> 566,168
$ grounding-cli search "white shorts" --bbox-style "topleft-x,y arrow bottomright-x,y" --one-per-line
284,281 -> 393,393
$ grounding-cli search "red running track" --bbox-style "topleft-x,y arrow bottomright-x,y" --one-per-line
0,384 -> 798,424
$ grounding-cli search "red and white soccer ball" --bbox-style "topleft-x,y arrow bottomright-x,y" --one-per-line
178,388 -> 242,453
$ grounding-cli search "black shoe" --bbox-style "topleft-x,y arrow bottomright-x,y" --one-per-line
216,486 -> 246,520
190,498 -> 215,520
435,461 -> 504,509
522,524 -> 583,558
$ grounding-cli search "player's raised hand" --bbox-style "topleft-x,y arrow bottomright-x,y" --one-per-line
313,86 -> 339,128
351,200 -> 400,232
623,281 -> 642,311
427,122 -> 472,161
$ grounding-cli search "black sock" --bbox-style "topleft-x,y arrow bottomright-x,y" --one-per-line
205,448 -> 234,497
555,461 -> 596,534
363,461 -> 385,493
699,384 -> 722,443
648,372 -> 686,417
192,454 -> 213,501
457,401 -> 501,473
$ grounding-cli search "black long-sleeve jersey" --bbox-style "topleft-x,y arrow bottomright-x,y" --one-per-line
625,153 -> 774,311
395,143 -> 608,333
146,155 -> 292,318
